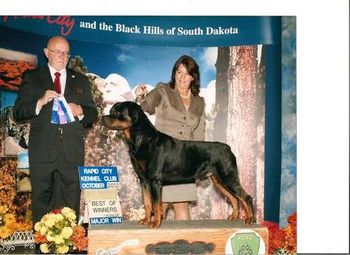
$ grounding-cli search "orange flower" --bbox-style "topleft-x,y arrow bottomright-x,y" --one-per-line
71,226 -> 88,251
283,212 -> 297,253
35,232 -> 48,243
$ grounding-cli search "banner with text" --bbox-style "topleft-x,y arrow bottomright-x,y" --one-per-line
0,16 -> 280,47
78,166 -> 119,190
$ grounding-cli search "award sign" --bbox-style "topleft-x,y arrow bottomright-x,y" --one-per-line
78,166 -> 119,189
79,166 -> 122,225
87,197 -> 123,225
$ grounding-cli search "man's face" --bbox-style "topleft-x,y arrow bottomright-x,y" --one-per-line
44,37 -> 70,71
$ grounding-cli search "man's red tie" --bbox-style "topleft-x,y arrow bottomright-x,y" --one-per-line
54,72 -> 61,94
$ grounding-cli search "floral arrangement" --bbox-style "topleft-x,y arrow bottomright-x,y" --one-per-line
0,205 -> 17,239
34,207 -> 88,254
0,204 -> 32,239
261,211 -> 297,255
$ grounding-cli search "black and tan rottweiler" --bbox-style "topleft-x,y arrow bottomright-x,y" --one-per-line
103,101 -> 255,228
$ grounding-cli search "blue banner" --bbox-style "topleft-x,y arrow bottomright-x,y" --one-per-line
89,216 -> 123,225
0,16 -> 280,47
78,166 -> 118,189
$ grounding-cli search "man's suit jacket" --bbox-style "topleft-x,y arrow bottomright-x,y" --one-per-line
13,65 -> 97,164
139,83 -> 205,141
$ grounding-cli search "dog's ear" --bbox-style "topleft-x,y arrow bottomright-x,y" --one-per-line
129,103 -> 141,123
109,106 -> 116,117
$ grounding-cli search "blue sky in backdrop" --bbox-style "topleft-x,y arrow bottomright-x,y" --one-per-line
70,40 -> 217,89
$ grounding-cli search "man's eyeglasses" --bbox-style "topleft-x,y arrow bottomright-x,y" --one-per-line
47,48 -> 70,58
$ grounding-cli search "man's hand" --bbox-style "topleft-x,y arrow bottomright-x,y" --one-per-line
68,103 -> 83,117
37,90 -> 59,110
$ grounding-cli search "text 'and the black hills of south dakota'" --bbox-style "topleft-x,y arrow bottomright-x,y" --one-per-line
80,21 -> 239,36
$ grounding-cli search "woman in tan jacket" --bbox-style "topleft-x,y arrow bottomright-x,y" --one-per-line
135,55 -> 205,220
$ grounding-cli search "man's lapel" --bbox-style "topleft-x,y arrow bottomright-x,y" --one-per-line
64,69 -> 72,97
42,65 -> 54,90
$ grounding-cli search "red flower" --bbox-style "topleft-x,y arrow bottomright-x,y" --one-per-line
51,208 -> 62,214
261,221 -> 286,254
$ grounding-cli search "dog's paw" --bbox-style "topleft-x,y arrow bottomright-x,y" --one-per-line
148,221 -> 161,229
228,213 -> 239,221
244,217 -> 254,225
138,218 -> 150,225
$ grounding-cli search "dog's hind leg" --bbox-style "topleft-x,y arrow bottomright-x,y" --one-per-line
225,172 -> 255,224
210,175 -> 239,221
211,174 -> 255,224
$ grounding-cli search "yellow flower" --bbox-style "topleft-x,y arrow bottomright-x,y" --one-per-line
34,222 -> 41,231
40,226 -> 48,235
55,214 -> 64,222
44,217 -> 56,228
40,243 -> 50,253
0,228 -> 10,239
61,227 -> 73,239
46,232 -> 55,242
0,211 -> 17,239
61,207 -> 74,216
57,244 -> 69,254
54,235 -> 65,245
5,214 -> 16,223
0,206 -> 8,214
66,212 -> 76,221
61,207 -> 76,221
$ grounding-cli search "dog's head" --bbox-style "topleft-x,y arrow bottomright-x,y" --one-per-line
102,101 -> 142,131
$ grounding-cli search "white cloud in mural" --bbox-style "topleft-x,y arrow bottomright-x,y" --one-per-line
118,45 -> 137,51
202,47 -> 217,71
200,80 -> 217,141
282,114 -> 296,142
200,80 -> 216,114
117,53 -> 133,62
282,89 -> 296,114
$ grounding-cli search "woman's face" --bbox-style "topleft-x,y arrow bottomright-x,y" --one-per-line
175,64 -> 194,90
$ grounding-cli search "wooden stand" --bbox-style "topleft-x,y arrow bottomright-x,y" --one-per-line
88,220 -> 268,254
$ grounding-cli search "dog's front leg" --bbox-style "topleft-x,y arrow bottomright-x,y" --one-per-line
139,183 -> 152,225
148,181 -> 162,228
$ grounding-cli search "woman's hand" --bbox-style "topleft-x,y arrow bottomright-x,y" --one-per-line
135,84 -> 148,97
135,84 -> 148,103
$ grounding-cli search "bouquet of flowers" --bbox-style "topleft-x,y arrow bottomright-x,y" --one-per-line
34,207 -> 88,254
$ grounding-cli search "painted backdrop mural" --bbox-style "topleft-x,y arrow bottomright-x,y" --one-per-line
0,16 -> 295,228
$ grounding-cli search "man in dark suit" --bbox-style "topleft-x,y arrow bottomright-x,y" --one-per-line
13,36 -> 98,224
